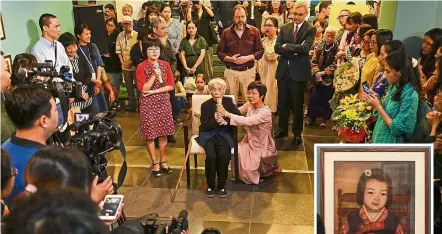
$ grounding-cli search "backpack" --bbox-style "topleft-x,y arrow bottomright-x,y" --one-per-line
402,100 -> 431,143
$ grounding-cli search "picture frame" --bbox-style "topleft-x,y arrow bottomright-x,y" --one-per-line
315,144 -> 432,234
0,12 -> 5,40
4,54 -> 12,73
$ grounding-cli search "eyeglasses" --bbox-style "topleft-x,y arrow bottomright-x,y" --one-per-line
370,41 -> 377,45
263,24 -> 275,28
292,13 -> 305,17
362,40 -> 371,44
147,48 -> 160,53
11,167 -> 18,176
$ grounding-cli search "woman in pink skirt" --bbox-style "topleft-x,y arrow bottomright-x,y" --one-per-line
136,38 -> 175,176
216,81 -> 278,184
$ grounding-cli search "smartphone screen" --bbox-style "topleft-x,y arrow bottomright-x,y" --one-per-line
362,82 -> 371,94
99,197 -> 122,218
75,113 -> 90,122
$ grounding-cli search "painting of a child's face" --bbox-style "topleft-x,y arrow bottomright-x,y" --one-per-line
210,84 -> 224,99
364,179 -> 388,213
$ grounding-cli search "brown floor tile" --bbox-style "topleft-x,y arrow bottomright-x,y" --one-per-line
116,187 -> 140,208
255,173 -> 312,194
142,168 -> 203,190
124,188 -> 193,218
188,190 -> 253,223
115,118 -> 140,143
277,150 -> 309,171
251,193 -> 314,226
106,166 -> 149,187
249,223 -> 314,234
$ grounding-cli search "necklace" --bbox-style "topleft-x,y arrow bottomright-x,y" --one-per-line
324,44 -> 334,52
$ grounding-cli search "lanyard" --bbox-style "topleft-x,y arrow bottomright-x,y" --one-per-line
78,44 -> 95,72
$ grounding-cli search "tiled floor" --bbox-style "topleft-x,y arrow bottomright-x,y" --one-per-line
105,108 -> 339,234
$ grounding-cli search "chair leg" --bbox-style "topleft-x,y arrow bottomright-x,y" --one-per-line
171,141 -> 192,202
194,154 -> 198,169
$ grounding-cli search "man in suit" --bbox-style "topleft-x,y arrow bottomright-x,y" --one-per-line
274,0 -> 316,146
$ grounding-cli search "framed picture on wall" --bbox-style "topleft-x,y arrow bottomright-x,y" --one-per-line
316,145 -> 432,234
0,12 -> 5,40
4,55 -> 12,73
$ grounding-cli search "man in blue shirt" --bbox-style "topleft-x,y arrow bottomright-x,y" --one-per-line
2,86 -> 59,206
31,13 -> 73,78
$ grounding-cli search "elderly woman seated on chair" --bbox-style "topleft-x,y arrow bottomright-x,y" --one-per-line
195,78 -> 240,198
216,81 -> 277,185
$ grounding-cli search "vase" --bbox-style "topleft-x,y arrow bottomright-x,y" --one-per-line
338,127 -> 366,143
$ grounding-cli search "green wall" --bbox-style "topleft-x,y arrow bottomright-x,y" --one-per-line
0,1 -> 75,58
378,0 -> 398,31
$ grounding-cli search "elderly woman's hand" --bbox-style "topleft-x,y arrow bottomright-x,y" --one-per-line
217,104 -> 227,116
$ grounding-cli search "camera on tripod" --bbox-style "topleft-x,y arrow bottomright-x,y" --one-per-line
69,111 -> 123,183
17,60 -> 83,100
137,210 -> 189,234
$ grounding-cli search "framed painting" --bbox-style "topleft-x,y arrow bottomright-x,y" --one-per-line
4,54 -> 12,73
0,12 -> 5,40
315,144 -> 432,234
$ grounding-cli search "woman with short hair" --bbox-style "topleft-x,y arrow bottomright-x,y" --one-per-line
216,81 -> 277,184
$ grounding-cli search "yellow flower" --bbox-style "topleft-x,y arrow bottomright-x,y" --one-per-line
358,106 -> 365,112
367,106 -> 372,110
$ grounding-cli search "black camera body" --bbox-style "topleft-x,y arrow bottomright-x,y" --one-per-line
69,111 -> 122,182
137,210 -> 188,234
19,61 -> 82,100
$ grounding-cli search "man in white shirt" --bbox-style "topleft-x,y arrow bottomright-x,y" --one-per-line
31,13 -> 73,79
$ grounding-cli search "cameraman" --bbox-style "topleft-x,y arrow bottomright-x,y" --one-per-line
1,54 -> 15,143
1,85 -> 58,205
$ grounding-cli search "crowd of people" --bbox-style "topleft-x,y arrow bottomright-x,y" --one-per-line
1,0 -> 442,233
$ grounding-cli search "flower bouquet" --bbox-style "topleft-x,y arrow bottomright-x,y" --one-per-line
332,94 -> 372,143
334,62 -> 360,94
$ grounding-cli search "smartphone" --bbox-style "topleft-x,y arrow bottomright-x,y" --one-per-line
98,194 -> 124,221
75,113 -> 90,122
362,81 -> 371,94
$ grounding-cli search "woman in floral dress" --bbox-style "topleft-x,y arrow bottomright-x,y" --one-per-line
136,38 -> 175,176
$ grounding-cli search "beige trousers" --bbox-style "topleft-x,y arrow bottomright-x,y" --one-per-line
224,66 -> 256,102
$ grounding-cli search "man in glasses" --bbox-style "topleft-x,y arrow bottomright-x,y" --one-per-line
337,9 -> 351,44
274,1 -> 316,147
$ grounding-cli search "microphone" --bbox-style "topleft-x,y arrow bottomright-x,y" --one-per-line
153,63 -> 163,84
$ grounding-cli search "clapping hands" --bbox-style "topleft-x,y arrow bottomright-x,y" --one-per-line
426,110 -> 442,127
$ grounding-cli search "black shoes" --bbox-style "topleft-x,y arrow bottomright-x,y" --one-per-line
292,136 -> 302,146
159,161 -> 172,174
206,188 -> 227,198
206,188 -> 216,198
151,163 -> 161,177
216,189 -> 227,198
274,130 -> 288,139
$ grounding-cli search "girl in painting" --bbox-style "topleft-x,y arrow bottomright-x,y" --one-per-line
340,168 -> 404,234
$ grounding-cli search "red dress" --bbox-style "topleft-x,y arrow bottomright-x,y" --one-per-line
136,59 -> 175,140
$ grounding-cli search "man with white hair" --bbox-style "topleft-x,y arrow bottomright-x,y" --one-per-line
196,78 -> 241,198
274,1 -> 316,146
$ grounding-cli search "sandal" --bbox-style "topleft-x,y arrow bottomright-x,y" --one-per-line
159,161 -> 172,174
151,162 -> 161,177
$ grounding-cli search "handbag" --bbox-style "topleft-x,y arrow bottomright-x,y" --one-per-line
258,123 -> 280,175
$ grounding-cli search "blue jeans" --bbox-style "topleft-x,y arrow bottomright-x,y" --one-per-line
174,97 -> 186,119
88,83 -> 108,116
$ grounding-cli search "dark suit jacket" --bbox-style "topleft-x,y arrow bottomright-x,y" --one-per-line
275,21 -> 316,82
212,1 -> 238,29
196,96 -> 241,148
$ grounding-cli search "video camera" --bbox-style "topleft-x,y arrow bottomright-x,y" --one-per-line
68,111 -> 124,183
17,60 -> 82,100
137,210 -> 189,234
